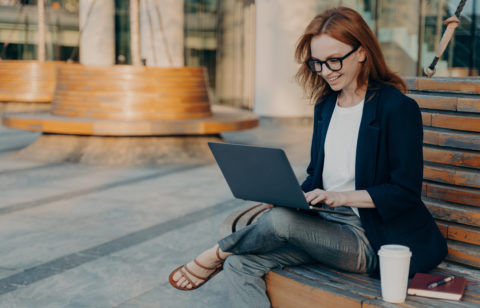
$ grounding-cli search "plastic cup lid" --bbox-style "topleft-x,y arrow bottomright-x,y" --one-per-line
378,244 -> 412,258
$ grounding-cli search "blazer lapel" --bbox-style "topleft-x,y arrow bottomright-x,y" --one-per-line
355,88 -> 380,189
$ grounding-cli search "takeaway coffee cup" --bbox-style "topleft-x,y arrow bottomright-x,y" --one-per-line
378,244 -> 412,303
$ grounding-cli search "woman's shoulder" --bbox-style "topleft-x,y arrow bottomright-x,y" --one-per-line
375,83 -> 419,113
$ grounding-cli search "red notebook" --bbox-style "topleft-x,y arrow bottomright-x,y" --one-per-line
407,273 -> 466,300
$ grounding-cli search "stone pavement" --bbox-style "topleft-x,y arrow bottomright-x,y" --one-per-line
0,117 -> 313,308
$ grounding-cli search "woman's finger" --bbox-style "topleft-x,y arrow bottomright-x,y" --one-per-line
310,194 -> 326,205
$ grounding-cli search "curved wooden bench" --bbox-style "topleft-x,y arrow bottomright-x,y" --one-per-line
0,60 -> 57,103
51,65 -> 212,120
2,64 -> 258,136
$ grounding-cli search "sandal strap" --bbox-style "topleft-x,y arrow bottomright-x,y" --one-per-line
216,246 -> 226,262
179,266 -> 200,288
193,258 -> 219,271
183,264 -> 209,282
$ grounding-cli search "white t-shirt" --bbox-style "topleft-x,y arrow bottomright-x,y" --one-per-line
322,99 -> 364,217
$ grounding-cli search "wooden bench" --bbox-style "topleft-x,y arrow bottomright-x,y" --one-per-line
221,204 -> 480,307
0,60 -> 56,113
2,64 -> 258,136
0,64 -> 258,165
220,77 -> 480,307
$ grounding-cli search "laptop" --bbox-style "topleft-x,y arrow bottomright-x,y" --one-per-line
208,142 -> 356,216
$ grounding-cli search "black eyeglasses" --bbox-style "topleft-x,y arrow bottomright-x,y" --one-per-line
305,45 -> 360,73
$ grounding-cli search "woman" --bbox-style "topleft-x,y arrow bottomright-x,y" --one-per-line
169,6 -> 447,306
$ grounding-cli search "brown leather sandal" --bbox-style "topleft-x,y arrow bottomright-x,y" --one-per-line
169,246 -> 226,291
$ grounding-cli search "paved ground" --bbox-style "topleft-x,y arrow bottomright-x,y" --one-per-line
0,116 -> 313,308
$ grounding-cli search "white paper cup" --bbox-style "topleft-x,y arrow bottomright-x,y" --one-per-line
378,244 -> 412,303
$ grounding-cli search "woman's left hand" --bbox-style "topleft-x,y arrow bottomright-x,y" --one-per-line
304,189 -> 348,208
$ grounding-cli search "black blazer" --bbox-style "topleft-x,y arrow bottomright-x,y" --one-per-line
301,83 -> 447,276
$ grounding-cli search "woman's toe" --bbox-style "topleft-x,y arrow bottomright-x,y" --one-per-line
172,271 -> 182,282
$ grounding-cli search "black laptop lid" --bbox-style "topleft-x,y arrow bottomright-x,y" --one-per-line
208,142 -> 309,209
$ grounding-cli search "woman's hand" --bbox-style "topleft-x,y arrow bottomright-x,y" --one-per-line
304,189 -> 348,208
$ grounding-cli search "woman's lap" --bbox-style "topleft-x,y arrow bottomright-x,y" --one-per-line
219,206 -> 373,274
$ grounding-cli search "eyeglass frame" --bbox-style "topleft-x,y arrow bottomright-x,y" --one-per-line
305,45 -> 360,73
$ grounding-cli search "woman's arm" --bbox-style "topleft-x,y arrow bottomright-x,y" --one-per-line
305,189 -> 374,208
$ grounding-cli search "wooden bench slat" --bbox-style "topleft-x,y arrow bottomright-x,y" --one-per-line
424,146 -> 480,169
447,222 -> 480,246
423,182 -> 480,207
406,77 -> 480,94
424,198 -> 480,228
0,60 -> 57,103
409,94 -> 480,114
410,94 -> 457,111
445,240 -> 480,269
424,128 -> 480,151
458,98 -> 480,113
265,270 -> 365,308
424,165 -> 480,189
422,112 -> 480,133
293,265 -> 379,296
436,221 -> 480,247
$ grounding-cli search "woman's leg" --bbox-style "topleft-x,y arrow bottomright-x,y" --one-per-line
219,206 -> 372,273
223,244 -> 314,308
221,207 -> 376,307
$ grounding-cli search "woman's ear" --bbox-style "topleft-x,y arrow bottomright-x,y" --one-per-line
358,46 -> 366,63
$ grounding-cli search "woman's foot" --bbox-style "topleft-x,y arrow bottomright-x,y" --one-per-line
169,245 -> 231,290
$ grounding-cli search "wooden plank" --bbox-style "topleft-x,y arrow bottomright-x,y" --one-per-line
445,240 -> 480,269
448,223 -> 480,246
431,113 -> 480,133
423,198 -> 480,227
0,60 -> 57,103
290,265 -> 380,297
423,146 -> 480,168
423,128 -> 480,151
408,77 -> 480,94
409,94 -> 457,111
424,182 -> 480,207
422,113 -> 432,126
2,106 -> 259,136
421,112 -> 480,133
266,270 -> 364,308
424,165 -> 480,189
457,97 -> 480,113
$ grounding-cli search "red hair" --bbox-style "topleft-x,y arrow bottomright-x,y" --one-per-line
295,7 -> 406,101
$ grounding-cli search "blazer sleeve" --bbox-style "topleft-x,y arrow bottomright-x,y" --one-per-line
301,103 -> 321,192
366,96 -> 424,222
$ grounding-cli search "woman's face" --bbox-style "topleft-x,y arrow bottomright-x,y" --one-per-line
310,34 -> 365,93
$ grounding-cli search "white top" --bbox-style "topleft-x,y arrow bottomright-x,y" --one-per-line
322,99 -> 364,217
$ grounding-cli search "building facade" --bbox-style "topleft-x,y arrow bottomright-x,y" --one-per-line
0,0 -> 479,116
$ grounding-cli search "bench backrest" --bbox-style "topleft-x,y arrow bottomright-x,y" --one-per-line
406,77 -> 480,269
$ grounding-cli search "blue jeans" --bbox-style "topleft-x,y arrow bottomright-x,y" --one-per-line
218,207 -> 377,308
